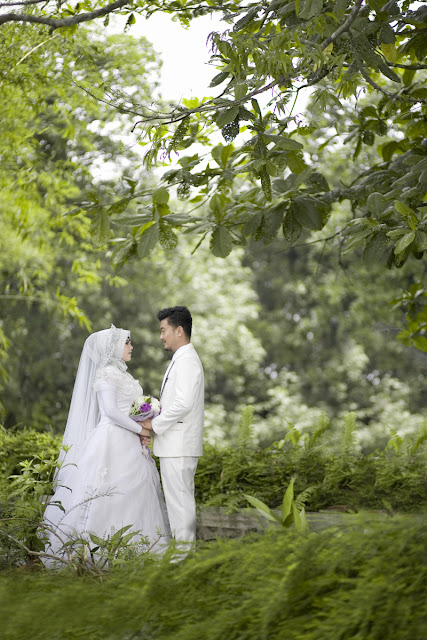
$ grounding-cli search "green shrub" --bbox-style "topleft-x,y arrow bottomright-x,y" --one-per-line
0,480 -> 45,569
196,417 -> 427,513
0,426 -> 61,479
0,427 -> 62,567
0,515 -> 425,640
2,418 -> 427,518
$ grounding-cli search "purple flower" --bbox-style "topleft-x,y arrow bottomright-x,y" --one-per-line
140,402 -> 152,413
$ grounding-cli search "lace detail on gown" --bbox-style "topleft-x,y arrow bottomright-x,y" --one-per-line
93,364 -> 141,400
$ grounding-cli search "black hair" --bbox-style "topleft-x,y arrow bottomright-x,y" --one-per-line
157,306 -> 192,338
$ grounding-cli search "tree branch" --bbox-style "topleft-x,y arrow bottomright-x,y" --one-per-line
0,294 -> 49,303
74,73 -> 283,128
321,0 -> 364,50
387,61 -> 427,70
358,65 -> 427,105
0,0 -> 52,7
17,33 -> 61,65
0,0 -> 129,28
349,35 -> 427,106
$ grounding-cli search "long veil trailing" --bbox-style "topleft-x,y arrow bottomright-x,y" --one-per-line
55,325 -> 129,490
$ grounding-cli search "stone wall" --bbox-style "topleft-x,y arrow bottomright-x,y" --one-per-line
196,508 -> 359,541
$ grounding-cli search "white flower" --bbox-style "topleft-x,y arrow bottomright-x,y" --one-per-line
149,396 -> 160,410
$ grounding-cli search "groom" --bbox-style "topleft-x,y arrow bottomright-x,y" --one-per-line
140,306 -> 204,549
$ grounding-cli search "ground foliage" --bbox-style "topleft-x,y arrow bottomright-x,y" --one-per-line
196,412 -> 427,511
0,515 -> 426,640
1,414 -> 426,533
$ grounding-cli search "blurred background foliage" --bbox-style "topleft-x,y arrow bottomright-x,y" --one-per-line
0,12 -> 426,452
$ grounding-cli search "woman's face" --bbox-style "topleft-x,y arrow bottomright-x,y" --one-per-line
122,337 -> 133,361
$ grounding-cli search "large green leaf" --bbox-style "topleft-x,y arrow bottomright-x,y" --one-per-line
244,494 -> 281,522
209,71 -> 229,87
363,231 -> 389,265
137,222 -> 159,258
281,478 -> 295,522
263,207 -> 285,244
210,226 -> 233,257
342,228 -> 372,255
394,201 -> 418,230
366,192 -> 387,216
162,213 -> 194,226
235,83 -> 248,100
282,212 -> 302,243
293,503 -> 308,532
242,212 -> 264,236
216,107 -> 240,128
110,239 -> 136,269
117,212 -> 153,226
292,197 -> 326,231
273,178 -> 294,193
153,186 -> 169,205
379,22 -> 396,44
91,208 -> 110,247
263,134 -> 303,151
287,151 -> 309,174
395,231 -> 416,255
299,0 -> 323,20
110,525 -> 133,544
259,166 -> 272,201
89,533 -> 106,547
107,197 -> 131,215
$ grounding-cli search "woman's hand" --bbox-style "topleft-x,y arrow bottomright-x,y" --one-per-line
140,434 -> 151,447
139,425 -> 151,438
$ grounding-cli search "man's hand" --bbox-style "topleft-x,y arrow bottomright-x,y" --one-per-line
140,434 -> 151,447
142,419 -> 153,432
139,426 -> 152,438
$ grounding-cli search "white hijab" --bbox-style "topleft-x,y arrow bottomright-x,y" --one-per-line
55,325 -> 129,486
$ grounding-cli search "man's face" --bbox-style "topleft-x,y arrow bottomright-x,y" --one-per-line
159,318 -> 179,352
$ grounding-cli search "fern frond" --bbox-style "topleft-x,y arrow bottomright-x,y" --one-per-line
406,423 -> 427,457
340,412 -> 357,453
386,427 -> 404,453
284,424 -> 301,447
305,414 -> 330,450
295,486 -> 316,510
237,405 -> 254,448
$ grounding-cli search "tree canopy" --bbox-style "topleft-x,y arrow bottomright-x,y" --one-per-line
1,0 -> 426,437
5,0 -> 424,345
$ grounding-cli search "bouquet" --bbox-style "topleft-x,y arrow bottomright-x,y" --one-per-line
130,395 -> 161,422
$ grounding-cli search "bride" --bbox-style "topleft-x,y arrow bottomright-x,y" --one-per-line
42,325 -> 170,565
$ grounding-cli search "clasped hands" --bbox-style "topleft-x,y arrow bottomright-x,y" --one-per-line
136,417 -> 153,446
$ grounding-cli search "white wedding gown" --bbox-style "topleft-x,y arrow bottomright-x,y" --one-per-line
42,365 -> 170,565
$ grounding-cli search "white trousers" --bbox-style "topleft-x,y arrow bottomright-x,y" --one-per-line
159,456 -> 199,544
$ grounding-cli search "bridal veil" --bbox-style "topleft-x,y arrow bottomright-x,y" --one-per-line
55,325 -> 129,489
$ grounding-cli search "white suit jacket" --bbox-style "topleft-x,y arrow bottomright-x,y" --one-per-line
152,343 -> 204,457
